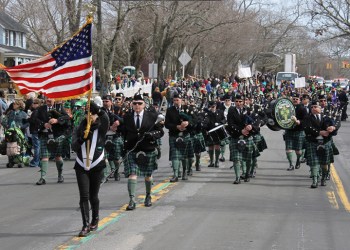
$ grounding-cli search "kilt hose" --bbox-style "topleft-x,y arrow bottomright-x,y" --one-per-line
305,140 -> 334,167
284,130 -> 305,151
39,134 -> 65,158
168,134 -> 194,161
192,132 -> 206,154
124,150 -> 158,178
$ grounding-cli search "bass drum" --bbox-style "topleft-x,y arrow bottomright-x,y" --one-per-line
265,98 -> 296,131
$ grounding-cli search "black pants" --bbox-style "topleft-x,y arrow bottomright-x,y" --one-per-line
75,167 -> 103,208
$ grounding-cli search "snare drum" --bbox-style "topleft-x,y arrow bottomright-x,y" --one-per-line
208,125 -> 229,144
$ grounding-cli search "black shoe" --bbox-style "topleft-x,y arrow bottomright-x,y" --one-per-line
326,174 -> 330,180
18,164 -> 23,168
89,218 -> 99,231
36,178 -> 46,185
233,179 -> 241,184
208,163 -> 214,168
214,163 -> 219,168
57,175 -> 64,183
295,160 -> 301,169
78,226 -> 90,237
219,156 -> 225,162
321,179 -> 327,186
126,200 -> 136,211
182,174 -> 188,180
170,177 -> 178,182
287,165 -> 294,171
144,194 -> 152,207
6,163 -> 13,168
114,173 -> 121,181
300,158 -> 306,163
311,182 -> 318,188
244,175 -> 250,182
195,165 -> 201,171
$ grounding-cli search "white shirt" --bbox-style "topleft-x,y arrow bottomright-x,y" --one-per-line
134,110 -> 144,128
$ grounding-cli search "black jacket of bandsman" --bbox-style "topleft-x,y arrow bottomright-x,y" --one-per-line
165,105 -> 196,137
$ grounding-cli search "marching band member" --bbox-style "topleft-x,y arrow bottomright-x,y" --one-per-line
72,101 -> 109,237
191,100 -> 206,172
227,94 -> 259,184
119,94 -> 164,210
165,93 -> 195,182
217,94 -> 234,162
203,101 -> 226,168
35,98 -> 70,185
284,93 -> 307,171
303,100 -> 340,188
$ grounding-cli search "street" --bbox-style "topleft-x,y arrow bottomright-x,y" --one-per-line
0,121 -> 350,250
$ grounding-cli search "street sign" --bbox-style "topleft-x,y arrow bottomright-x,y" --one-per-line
148,62 -> 158,79
178,50 -> 191,66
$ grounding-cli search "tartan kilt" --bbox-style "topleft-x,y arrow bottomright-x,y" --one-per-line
105,136 -> 124,160
305,140 -> 334,166
39,134 -> 65,158
192,132 -> 206,153
229,137 -> 260,163
169,134 -> 194,161
254,134 -> 268,152
331,139 -> 339,155
124,150 -> 158,177
220,137 -> 230,146
284,130 -> 305,151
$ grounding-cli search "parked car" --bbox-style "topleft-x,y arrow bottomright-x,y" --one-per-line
324,80 -> 333,88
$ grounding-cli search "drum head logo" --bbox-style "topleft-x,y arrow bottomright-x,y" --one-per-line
274,98 -> 295,129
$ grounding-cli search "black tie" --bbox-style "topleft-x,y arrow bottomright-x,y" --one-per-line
136,114 -> 140,129
316,115 -> 320,122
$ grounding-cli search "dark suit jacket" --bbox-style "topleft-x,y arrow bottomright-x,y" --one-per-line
227,106 -> 259,139
303,113 -> 339,143
37,104 -> 70,137
121,110 -> 164,152
165,105 -> 195,137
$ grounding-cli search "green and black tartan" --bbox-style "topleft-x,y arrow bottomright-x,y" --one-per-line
253,133 -> 268,152
192,132 -> 206,153
39,134 -> 65,158
305,140 -> 334,166
105,135 -> 124,160
229,137 -> 259,163
168,134 -> 194,161
220,137 -> 230,146
124,150 -> 158,177
284,130 -> 305,151
331,138 -> 339,155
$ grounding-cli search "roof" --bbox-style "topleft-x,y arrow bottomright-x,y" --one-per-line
0,10 -> 27,33
0,44 -> 41,56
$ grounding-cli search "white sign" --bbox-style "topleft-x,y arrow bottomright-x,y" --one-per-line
178,50 -> 191,66
238,67 -> 252,78
295,77 -> 306,88
148,62 -> 158,79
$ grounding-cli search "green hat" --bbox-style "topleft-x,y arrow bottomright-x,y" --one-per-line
75,101 -> 83,107
64,101 -> 71,109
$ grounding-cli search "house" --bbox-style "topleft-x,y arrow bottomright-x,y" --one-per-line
0,10 -> 41,87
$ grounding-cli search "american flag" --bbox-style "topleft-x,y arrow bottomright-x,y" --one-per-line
3,23 -> 92,99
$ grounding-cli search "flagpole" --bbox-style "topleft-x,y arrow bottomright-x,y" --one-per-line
84,89 -> 93,170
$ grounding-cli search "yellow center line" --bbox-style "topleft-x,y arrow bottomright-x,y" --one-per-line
330,163 -> 350,212
327,191 -> 339,210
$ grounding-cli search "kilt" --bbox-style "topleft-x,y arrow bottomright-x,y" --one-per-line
124,150 -> 158,177
253,134 -> 268,152
331,139 -> 339,155
169,134 -> 194,161
305,140 -> 334,166
105,135 -> 124,160
192,132 -> 206,153
284,130 -> 305,151
220,137 -> 230,147
229,137 -> 260,163
39,134 -> 65,158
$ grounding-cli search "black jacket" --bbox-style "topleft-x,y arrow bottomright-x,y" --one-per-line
227,106 -> 259,139
72,110 -> 109,171
37,105 -> 70,137
303,113 -> 339,144
121,110 -> 164,152
165,105 -> 196,137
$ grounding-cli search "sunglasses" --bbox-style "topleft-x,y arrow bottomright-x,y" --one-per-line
133,102 -> 143,105
115,98 -> 122,101
292,98 -> 299,100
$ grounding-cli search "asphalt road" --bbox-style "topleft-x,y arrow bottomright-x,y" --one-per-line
1,120 -> 350,250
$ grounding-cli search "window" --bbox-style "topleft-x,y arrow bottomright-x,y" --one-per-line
5,30 -> 9,45
19,33 -> 23,47
13,32 -> 17,46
